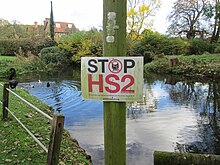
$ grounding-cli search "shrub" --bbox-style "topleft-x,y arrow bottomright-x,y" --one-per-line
144,57 -> 170,73
58,29 -> 103,63
214,44 -> 220,53
187,38 -> 214,55
40,46 -> 71,66
0,37 -> 56,56
30,37 -> 57,55
129,29 -> 188,63
0,39 -> 19,55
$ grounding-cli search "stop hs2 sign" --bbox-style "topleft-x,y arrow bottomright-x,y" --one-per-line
81,57 -> 143,102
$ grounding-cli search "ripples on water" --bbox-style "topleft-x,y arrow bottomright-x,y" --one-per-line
20,80 -> 103,127
19,76 -> 220,165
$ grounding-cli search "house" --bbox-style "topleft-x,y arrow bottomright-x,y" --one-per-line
43,18 -> 78,38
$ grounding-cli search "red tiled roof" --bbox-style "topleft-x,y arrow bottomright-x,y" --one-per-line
44,18 -> 76,34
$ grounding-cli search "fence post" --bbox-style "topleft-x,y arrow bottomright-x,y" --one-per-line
47,114 -> 64,165
2,83 -> 9,120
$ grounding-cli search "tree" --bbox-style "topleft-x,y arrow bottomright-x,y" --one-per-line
50,1 -> 55,40
0,19 -> 13,39
210,1 -> 220,42
0,19 -> 29,39
204,0 -> 220,43
127,0 -> 161,40
167,0 -> 208,39
11,20 -> 28,39
0,19 -> 10,26
58,29 -> 103,63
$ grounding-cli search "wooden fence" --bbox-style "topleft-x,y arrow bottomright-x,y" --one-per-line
0,83 -> 64,165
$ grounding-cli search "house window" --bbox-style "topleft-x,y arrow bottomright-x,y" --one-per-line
56,23 -> 60,28
68,24 -> 72,28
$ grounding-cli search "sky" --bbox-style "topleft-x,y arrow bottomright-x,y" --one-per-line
0,0 -> 176,34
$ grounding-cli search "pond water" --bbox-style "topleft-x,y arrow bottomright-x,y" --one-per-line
17,69 -> 220,165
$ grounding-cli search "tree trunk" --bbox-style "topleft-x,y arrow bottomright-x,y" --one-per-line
211,0 -> 220,43
214,20 -> 220,41
187,26 -> 196,39
211,19 -> 217,43
154,151 -> 220,165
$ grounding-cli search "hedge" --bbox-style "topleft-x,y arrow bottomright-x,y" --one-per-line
0,37 -> 56,56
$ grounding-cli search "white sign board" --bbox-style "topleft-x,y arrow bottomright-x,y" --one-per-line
81,57 -> 143,102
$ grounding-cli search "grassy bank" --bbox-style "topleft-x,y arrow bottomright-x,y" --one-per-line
0,84 -> 92,164
144,53 -> 220,78
0,56 -> 16,76
0,55 -> 69,78
0,55 -> 41,77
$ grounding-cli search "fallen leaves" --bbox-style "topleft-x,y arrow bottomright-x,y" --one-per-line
24,113 -> 34,118
3,122 -> 10,128
5,159 -> 12,163
14,140 -> 20,146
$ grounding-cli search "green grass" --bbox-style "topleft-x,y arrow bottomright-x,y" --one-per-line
0,84 -> 92,164
0,56 -> 17,61
144,53 -> 220,78
0,56 -> 17,77
0,55 -> 69,78
0,55 -> 46,77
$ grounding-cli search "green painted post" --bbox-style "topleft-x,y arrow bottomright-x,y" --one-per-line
103,0 -> 127,165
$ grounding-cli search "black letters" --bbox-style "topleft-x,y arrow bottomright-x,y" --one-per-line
88,58 -> 135,73
88,59 -> 98,73
124,59 -> 135,73
98,59 -> 108,73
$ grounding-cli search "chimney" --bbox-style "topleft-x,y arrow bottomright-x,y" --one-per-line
34,22 -> 38,29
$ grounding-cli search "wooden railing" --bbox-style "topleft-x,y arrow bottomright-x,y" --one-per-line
0,83 -> 64,165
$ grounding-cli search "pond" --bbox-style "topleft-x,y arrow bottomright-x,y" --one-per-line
17,68 -> 220,165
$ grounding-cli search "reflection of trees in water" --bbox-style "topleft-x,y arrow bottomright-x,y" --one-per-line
167,82 -> 204,106
165,79 -> 220,154
126,80 -> 158,119
202,82 -> 220,154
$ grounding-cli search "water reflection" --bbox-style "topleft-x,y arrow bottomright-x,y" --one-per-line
18,70 -> 220,164
164,80 -> 220,155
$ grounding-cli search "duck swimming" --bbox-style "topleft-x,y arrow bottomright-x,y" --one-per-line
46,82 -> 50,87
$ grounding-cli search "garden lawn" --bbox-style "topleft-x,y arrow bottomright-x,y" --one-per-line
0,83 -> 92,164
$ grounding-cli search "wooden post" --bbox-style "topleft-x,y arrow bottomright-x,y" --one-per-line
168,56 -> 179,67
47,114 -> 64,165
103,0 -> 127,164
154,151 -> 220,165
2,84 -> 9,120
